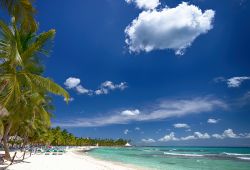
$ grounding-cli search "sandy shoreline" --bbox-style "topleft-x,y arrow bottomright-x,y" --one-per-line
0,148 -> 145,170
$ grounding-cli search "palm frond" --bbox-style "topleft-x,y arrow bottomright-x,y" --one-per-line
22,29 -> 55,61
0,0 -> 37,32
0,20 -> 14,39
27,73 -> 69,101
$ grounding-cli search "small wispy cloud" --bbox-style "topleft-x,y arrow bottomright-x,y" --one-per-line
54,97 -> 226,127
75,85 -> 92,94
64,77 -> 127,96
121,109 -> 140,116
214,76 -> 250,88
141,138 -> 156,143
124,129 -> 129,135
207,118 -> 219,124
237,91 -> 250,107
173,123 -> 190,129
227,77 -> 250,88
95,81 -> 127,95
135,127 -> 140,131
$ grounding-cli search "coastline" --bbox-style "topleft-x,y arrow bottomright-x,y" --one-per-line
1,147 -> 146,170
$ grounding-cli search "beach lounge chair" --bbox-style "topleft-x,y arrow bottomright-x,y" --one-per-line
52,149 -> 58,155
36,149 -> 43,155
45,149 -> 51,155
58,150 -> 64,155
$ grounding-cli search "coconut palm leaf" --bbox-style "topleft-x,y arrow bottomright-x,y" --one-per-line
22,29 -> 55,62
0,0 -> 37,32
26,73 -> 69,101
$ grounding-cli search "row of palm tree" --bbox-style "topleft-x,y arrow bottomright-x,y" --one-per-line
26,126 -> 128,147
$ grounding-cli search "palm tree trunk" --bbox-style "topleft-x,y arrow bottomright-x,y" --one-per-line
3,121 -> 12,161
21,135 -> 28,152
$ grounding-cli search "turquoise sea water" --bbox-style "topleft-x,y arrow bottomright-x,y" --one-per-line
88,147 -> 250,170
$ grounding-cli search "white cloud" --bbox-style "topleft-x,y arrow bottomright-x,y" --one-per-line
181,135 -> 196,141
194,132 -> 210,139
95,89 -> 108,95
173,123 -> 190,128
116,82 -> 128,90
212,129 -> 239,139
54,97 -> 226,127
141,138 -> 156,143
76,85 -> 91,94
227,76 -> 250,88
101,81 -> 116,90
223,129 -> 238,138
135,127 -> 140,130
159,132 -> 179,142
64,78 -> 127,96
64,77 -> 80,89
125,0 -> 160,10
240,133 -> 250,138
180,132 -> 210,141
64,77 -> 92,95
157,129 -> 250,142
212,134 -> 223,139
121,109 -> 140,116
207,118 -> 219,124
158,129 -> 250,142
124,129 -> 129,135
95,81 -> 128,95
125,2 -> 215,55
213,77 -> 226,83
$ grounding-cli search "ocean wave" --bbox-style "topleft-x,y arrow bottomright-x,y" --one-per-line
163,152 -> 204,157
222,152 -> 250,156
237,157 -> 250,160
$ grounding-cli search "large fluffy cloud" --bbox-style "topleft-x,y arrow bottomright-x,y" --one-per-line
125,2 -> 215,55
125,0 -> 160,10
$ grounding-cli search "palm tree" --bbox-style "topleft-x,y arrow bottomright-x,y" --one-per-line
0,0 -> 37,32
0,19 -> 69,160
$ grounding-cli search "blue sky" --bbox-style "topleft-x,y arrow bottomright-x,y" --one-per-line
23,0 -> 250,146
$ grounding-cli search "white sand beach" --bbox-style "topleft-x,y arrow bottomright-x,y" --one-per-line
0,148 -> 142,170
